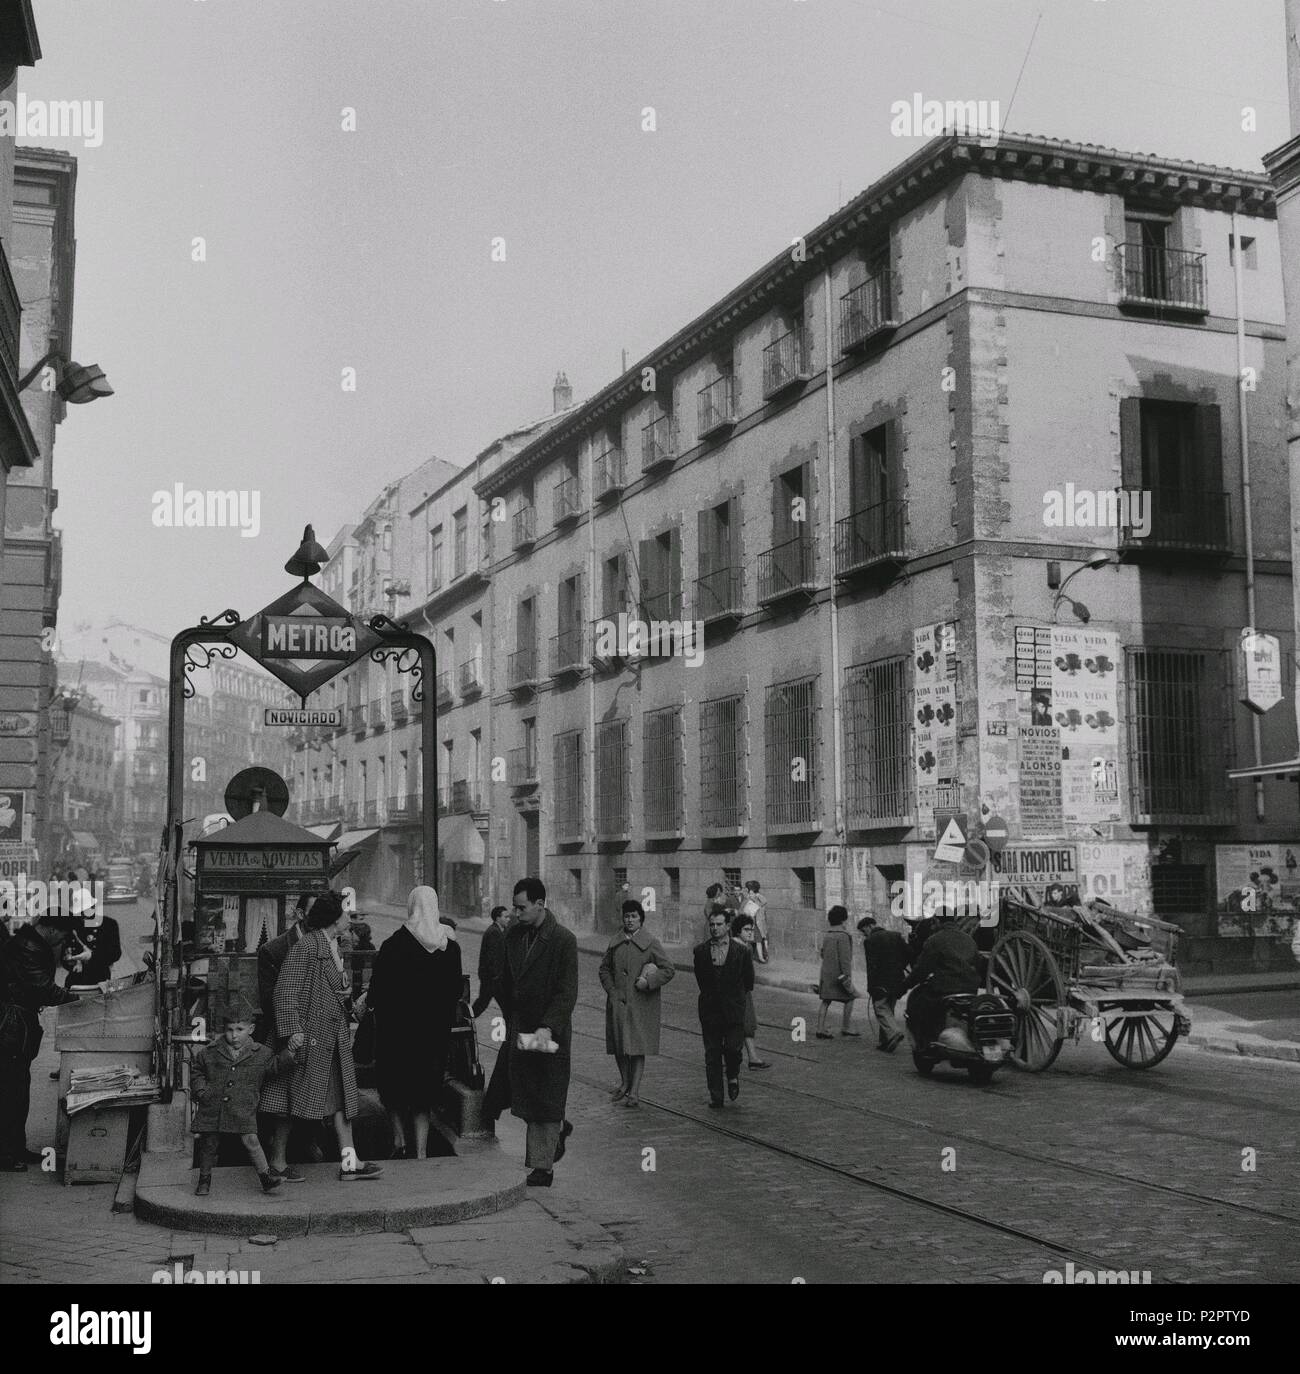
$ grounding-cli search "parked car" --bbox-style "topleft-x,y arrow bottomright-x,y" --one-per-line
105,857 -> 137,903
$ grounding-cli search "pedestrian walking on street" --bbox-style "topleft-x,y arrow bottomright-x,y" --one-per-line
0,915 -> 79,1170
190,1000 -> 295,1196
857,916 -> 908,1052
815,906 -> 859,1039
598,899 -> 675,1108
260,891 -> 384,1183
366,886 -> 463,1160
730,914 -> 770,1069
471,905 -> 510,1018
493,878 -> 579,1187
692,907 -> 754,1107
740,881 -> 770,963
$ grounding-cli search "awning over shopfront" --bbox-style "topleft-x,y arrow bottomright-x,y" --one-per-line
440,814 -> 484,866
306,822 -> 341,840
334,829 -> 379,854
71,832 -> 100,850
1228,759 -> 1300,782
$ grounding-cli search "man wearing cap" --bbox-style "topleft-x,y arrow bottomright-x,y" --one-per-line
0,915 -> 80,1170
902,908 -> 979,1048
66,887 -> 121,988
857,916 -> 909,1053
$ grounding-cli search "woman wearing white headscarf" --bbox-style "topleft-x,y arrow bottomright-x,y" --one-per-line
366,886 -> 463,1159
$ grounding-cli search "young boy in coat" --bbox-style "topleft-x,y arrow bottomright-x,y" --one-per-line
190,997 -> 297,1197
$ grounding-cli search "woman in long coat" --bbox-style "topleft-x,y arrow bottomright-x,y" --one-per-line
598,900 -> 674,1107
260,891 -> 383,1182
366,886 -> 462,1159
815,905 -> 859,1040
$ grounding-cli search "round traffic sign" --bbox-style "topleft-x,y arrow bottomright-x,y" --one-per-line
963,839 -> 990,870
983,815 -> 1009,853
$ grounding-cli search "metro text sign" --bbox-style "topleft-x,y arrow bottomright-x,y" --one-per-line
263,616 -> 357,658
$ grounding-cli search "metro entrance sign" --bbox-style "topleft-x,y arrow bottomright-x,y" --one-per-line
229,582 -> 383,702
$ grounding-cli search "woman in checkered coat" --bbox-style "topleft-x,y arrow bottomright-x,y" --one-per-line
260,892 -> 383,1182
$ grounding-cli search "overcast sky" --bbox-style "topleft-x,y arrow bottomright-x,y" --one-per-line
22,0 -> 1289,639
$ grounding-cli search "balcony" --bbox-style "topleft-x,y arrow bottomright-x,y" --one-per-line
554,474 -> 582,525
50,709 -> 71,745
435,671 -> 454,706
350,705 -> 366,735
507,645 -> 541,693
386,793 -> 416,823
1116,244 -> 1207,314
363,798 -> 382,826
840,271 -> 898,352
641,414 -> 677,474
550,625 -> 586,677
449,779 -> 482,814
436,786 -> 451,817
390,689 -> 408,724
594,446 -> 626,501
322,794 -> 340,818
1119,487 -> 1230,560
458,656 -> 484,697
589,614 -> 630,672
762,328 -> 812,399
507,746 -> 539,787
512,504 -> 537,552
758,533 -> 818,605
368,699 -> 385,731
695,565 -> 744,624
835,499 -> 907,578
343,801 -> 362,826
697,375 -> 737,439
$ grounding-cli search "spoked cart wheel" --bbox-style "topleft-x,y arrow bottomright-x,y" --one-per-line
1101,1005 -> 1181,1069
987,930 -> 1066,1071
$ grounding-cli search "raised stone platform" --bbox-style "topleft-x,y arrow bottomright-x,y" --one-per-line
135,1145 -> 525,1238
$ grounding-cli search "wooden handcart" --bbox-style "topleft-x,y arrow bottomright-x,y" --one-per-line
984,889 -> 1192,1071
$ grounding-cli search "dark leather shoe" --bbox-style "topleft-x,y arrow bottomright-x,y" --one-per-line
526,1169 -> 553,1187
708,1099 -> 724,1109
553,1120 -> 573,1163
727,1077 -> 740,1101
194,1175 -> 211,1196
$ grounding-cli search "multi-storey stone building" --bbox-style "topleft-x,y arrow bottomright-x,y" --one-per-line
48,692 -> 118,865
474,131 -> 1294,973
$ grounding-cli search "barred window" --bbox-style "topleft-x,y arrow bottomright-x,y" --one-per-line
844,656 -> 911,825
553,728 -> 583,842
1126,648 -> 1232,823
595,718 -> 630,839
765,676 -> 820,829
700,693 -> 746,830
644,705 -> 684,836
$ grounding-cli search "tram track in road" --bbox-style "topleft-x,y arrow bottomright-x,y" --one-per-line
559,994 -> 1300,1233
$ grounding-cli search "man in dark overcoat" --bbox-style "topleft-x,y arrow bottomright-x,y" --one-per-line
494,878 -> 578,1186
857,916 -> 909,1053
471,905 -> 510,1018
692,907 -> 754,1107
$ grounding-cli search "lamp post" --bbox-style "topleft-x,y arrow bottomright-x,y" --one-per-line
17,350 -> 113,403
1048,552 -> 1112,624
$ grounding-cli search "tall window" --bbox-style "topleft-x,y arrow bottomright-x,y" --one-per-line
553,729 -> 584,841
638,528 -> 682,622
765,677 -> 820,829
602,550 -> 631,617
697,499 -> 742,619
595,718 -> 630,838
843,657 -> 911,825
643,705 -> 684,835
1126,648 -> 1231,823
453,507 -> 468,578
700,694 -> 746,830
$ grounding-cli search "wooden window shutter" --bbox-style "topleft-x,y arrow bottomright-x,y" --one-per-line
1194,403 -> 1222,491
801,458 -> 814,535
885,418 -> 902,505
727,494 -> 742,571
1119,397 -> 1142,489
638,538 -> 656,611
697,507 -> 714,584
848,433 -> 864,514
668,527 -> 682,612
771,472 -> 787,544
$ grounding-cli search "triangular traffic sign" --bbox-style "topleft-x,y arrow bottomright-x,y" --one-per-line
934,815 -> 967,863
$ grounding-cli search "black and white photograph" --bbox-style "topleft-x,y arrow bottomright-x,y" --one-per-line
0,0 -> 1297,1335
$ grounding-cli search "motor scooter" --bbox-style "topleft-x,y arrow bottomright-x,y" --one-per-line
908,991 -> 1017,1085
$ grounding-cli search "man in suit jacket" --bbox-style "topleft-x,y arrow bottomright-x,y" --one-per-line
496,878 -> 578,1187
471,905 -> 510,1018
692,907 -> 754,1108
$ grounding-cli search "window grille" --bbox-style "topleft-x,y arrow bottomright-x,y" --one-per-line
643,705 -> 684,835
553,729 -> 583,841
843,657 -> 911,825
595,718 -> 631,839
700,694 -> 746,830
794,866 -> 817,907
765,677 -> 820,828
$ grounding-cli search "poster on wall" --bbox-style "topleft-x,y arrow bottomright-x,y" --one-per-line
990,842 -> 1080,904
1215,844 -> 1300,939
913,621 -> 957,838
1018,726 -> 1064,834
1015,626 -> 1121,826
1077,841 -> 1154,914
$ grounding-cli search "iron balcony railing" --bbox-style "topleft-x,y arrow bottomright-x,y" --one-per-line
450,780 -> 471,814
834,499 -> 907,577
323,794 -> 340,817
0,246 -> 21,383
554,474 -> 582,524
458,656 -> 484,695
512,504 -> 536,550
758,533 -> 817,604
507,646 -> 540,691
390,688 -> 408,723
507,745 -> 539,786
697,375 -> 737,438
350,705 -> 366,734
840,270 -> 897,351
368,700 -> 385,730
762,328 -> 811,398
593,445 -> 626,500
641,414 -> 677,472
1116,243 -> 1207,312
343,801 -> 361,826
550,624 -> 585,675
1119,487 -> 1230,555
363,798 -> 382,826
385,793 -> 413,822
589,613 -> 629,670
639,587 -> 682,625
695,565 -> 744,622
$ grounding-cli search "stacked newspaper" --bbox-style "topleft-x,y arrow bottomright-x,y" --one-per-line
65,1065 -> 159,1116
